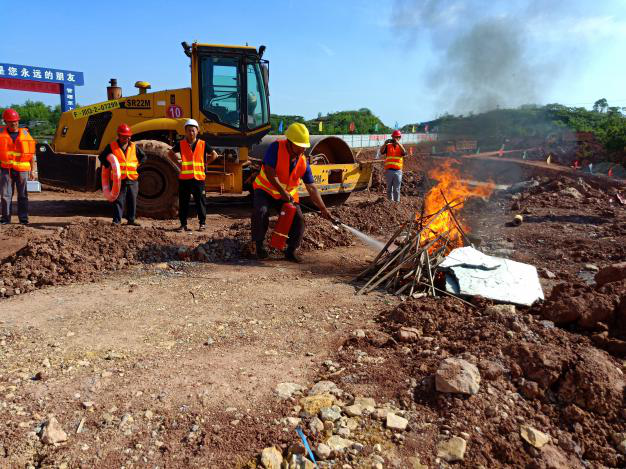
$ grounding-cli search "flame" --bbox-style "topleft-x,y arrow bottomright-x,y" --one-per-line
419,159 -> 494,252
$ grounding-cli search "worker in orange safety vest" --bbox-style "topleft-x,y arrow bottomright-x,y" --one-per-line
168,119 -> 218,232
98,123 -> 147,225
0,108 -> 37,225
252,123 -> 333,263
379,129 -> 407,202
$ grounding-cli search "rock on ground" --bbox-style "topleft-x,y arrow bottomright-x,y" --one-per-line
320,406 -> 341,422
520,425 -> 551,448
437,436 -> 467,462
40,416 -> 68,445
300,394 -> 335,415
308,380 -> 340,396
386,413 -> 408,431
344,404 -> 363,417
353,397 -> 376,413
435,357 -> 481,395
315,442 -> 331,460
325,435 -> 354,454
275,382 -> 304,400
261,446 -> 283,469
541,444 -> 584,469
596,262 -> 626,286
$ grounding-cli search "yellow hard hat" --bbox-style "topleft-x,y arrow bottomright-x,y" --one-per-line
285,122 -> 310,148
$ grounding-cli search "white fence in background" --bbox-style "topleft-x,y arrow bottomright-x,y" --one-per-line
332,133 -> 437,148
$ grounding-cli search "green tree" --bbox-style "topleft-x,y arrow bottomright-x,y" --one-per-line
593,98 -> 608,113
1,100 -> 61,137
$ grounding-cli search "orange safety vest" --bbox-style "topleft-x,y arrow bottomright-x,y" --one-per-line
384,143 -> 403,171
110,140 -> 139,180
253,140 -> 307,202
179,139 -> 206,181
0,127 -> 36,172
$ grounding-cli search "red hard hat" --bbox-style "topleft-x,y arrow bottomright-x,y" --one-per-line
392,130 -> 402,138
2,108 -> 20,122
117,123 -> 132,136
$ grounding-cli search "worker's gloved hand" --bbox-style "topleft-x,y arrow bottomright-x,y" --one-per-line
283,194 -> 295,204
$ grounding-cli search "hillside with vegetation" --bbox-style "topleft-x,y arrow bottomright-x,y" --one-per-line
405,99 -> 626,161
269,108 -> 392,135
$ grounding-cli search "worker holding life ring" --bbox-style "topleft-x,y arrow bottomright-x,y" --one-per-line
101,154 -> 121,203
251,122 -> 333,263
98,124 -> 147,226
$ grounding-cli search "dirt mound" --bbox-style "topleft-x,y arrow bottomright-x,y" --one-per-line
333,196 -> 418,236
0,220 -> 177,298
558,347 -> 625,416
178,222 -> 251,261
302,196 -> 419,250
531,279 -> 626,356
534,281 -> 625,329
301,217 -> 354,250
508,342 -> 624,416
510,174 -> 624,212
332,298 -> 626,467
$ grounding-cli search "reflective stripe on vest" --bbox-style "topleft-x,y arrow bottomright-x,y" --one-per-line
179,139 -> 206,181
384,143 -> 403,171
0,128 -> 36,171
252,140 -> 307,202
110,141 -> 139,180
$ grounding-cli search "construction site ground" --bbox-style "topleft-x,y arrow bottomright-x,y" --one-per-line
0,157 -> 625,468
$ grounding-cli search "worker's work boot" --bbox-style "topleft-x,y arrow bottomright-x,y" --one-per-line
176,225 -> 191,232
198,224 -> 206,232
126,220 -> 141,227
256,243 -> 268,259
285,250 -> 302,263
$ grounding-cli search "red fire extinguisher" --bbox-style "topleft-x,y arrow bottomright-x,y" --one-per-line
270,203 -> 297,250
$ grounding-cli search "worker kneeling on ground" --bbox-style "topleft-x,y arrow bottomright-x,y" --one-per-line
168,119 -> 218,232
0,109 -> 37,225
99,124 -> 146,225
252,122 -> 333,263
380,130 -> 407,202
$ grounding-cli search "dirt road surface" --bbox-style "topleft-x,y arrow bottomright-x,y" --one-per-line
0,188 -> 398,467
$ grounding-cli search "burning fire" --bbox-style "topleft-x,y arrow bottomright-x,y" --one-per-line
419,160 -> 494,252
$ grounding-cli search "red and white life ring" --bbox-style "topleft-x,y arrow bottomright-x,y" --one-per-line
101,154 -> 121,202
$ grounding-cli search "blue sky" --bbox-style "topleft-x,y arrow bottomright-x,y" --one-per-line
1,0 -> 626,126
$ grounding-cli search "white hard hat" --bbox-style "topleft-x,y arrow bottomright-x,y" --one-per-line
184,118 -> 199,128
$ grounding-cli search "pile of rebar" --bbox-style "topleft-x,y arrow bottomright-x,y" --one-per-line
355,192 -> 471,300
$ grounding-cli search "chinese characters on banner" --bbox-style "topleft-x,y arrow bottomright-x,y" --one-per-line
63,84 -> 75,110
0,63 -> 84,112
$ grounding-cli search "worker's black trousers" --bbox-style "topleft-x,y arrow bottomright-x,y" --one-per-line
179,179 -> 206,227
251,189 -> 304,253
113,180 -> 138,223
